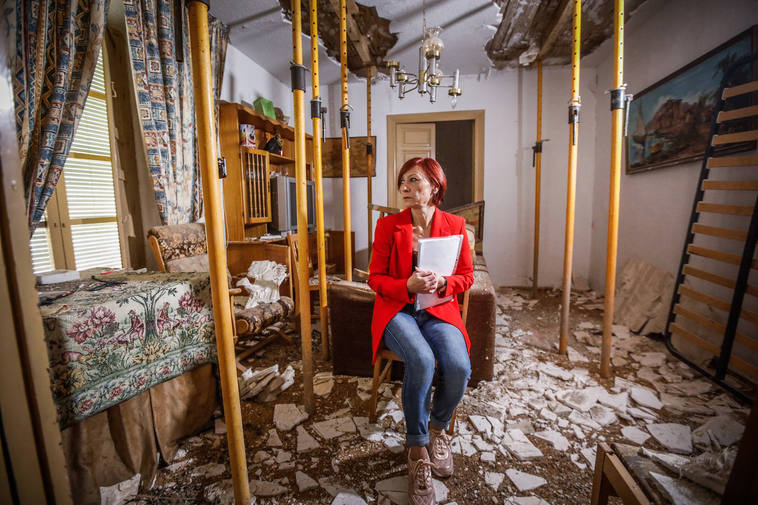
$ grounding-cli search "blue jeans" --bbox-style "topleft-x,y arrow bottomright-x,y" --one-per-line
382,306 -> 471,447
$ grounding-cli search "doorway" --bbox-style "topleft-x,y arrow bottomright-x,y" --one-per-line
387,110 -> 484,209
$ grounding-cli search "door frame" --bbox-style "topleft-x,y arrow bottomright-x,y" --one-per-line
386,110 -> 484,208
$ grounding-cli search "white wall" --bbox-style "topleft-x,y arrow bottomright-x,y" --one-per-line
324,65 -> 598,287
588,0 -> 758,290
220,44 -> 294,122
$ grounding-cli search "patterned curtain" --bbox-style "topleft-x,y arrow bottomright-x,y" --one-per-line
13,0 -> 110,232
123,0 -> 228,226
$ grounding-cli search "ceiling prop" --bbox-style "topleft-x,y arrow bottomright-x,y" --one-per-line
279,0 -> 397,77
485,0 -> 648,68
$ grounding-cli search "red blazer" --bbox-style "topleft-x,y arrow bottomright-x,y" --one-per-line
368,207 -> 474,363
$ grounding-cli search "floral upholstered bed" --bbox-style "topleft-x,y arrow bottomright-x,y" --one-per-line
40,272 -> 217,428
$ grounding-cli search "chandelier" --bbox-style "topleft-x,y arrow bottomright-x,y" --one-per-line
385,1 -> 462,105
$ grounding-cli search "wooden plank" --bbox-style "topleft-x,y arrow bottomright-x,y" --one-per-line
490,0 -> 540,56
679,284 -> 731,311
683,265 -> 758,296
722,80 -> 758,99
696,202 -> 753,215
538,0 -> 573,59
687,244 -> 758,269
326,0 -> 371,68
702,180 -> 758,191
692,223 -> 747,241
717,105 -> 758,122
672,323 -> 758,380
603,450 -> 653,505
712,129 -> 758,145
675,304 -> 758,353
707,154 -> 758,168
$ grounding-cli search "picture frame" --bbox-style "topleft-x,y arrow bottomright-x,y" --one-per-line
626,25 -> 757,175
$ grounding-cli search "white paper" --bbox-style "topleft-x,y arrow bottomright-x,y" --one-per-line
415,235 -> 463,310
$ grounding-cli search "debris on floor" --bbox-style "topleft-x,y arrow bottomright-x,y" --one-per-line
132,287 -> 751,505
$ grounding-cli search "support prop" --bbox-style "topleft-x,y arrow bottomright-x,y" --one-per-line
559,0 -> 581,355
187,2 -> 250,503
291,0 -> 314,412
366,67 -> 374,259
309,0 -> 330,361
531,59 -> 544,299
340,0 -> 353,281
600,0 -> 627,378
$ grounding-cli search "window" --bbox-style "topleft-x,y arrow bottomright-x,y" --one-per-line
30,48 -> 123,274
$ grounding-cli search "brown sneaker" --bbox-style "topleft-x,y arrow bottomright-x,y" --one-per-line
428,428 -> 453,478
408,449 -> 436,505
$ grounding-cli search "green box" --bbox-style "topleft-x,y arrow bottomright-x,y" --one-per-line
254,97 -> 276,119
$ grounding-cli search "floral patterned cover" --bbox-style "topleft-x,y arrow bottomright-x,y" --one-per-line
41,272 -> 217,429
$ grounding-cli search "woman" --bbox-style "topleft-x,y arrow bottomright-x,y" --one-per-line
368,157 -> 474,504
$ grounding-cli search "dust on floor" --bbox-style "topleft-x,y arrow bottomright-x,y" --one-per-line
123,287 -> 752,505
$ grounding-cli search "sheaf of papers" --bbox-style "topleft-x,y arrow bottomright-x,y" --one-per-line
415,235 -> 463,311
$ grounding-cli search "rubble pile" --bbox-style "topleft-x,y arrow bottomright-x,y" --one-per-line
134,287 -> 749,505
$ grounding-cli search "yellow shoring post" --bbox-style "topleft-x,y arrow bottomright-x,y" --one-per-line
187,2 -> 250,504
559,0 -> 581,355
532,59 -> 543,300
601,0 -> 626,378
366,67 -> 374,259
291,0 -> 315,412
310,0 -> 330,361
339,0 -> 353,281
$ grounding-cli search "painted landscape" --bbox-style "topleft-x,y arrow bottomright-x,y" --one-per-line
627,34 -> 752,174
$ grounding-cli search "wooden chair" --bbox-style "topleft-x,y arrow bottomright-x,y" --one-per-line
368,289 -> 471,435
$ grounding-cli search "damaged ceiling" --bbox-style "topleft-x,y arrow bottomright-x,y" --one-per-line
211,0 -> 649,85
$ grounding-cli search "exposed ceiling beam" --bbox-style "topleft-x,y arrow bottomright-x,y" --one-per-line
487,0 -> 540,60
326,0 -> 372,69
537,0 -> 573,59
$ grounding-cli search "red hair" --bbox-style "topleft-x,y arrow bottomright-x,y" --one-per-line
397,157 -> 447,206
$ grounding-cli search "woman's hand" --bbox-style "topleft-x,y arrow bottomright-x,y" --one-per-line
407,268 -> 438,294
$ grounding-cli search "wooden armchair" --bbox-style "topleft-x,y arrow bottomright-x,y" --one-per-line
147,225 -> 295,368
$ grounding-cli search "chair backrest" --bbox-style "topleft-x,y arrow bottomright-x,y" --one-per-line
147,223 -> 207,272
368,203 -> 400,220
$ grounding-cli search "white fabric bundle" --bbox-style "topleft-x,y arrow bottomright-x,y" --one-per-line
235,260 -> 288,309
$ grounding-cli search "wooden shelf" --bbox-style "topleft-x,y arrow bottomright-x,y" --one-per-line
269,153 -> 295,165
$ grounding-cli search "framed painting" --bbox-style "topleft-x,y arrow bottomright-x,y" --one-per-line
626,25 -> 757,174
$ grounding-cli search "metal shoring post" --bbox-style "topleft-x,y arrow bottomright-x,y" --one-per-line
559,0 -> 582,356
600,0 -> 626,379
290,0 -> 314,413
367,67 -> 375,260
187,2 -> 250,503
310,0 -> 329,361
339,0 -> 352,281
532,59 -> 543,300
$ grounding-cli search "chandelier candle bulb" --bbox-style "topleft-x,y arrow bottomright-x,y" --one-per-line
453,69 -> 460,90
418,47 -> 427,95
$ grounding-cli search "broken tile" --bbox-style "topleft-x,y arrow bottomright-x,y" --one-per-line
468,415 -> 493,436
589,405 -> 618,426
659,393 -> 714,415
296,426 -> 321,452
559,386 -> 605,412
503,429 -> 543,460
265,428 -> 282,447
631,387 -> 663,410
191,462 -> 226,479
647,423 -> 692,454
250,479 -> 287,497
640,447 -> 690,473
539,363 -> 573,381
581,446 -> 597,471
568,410 -> 601,431
505,469 -> 547,492
273,403 -> 308,431
597,391 -> 628,412
485,471 -> 504,491
481,452 -> 496,463
621,426 -> 650,445
628,407 -> 658,422
534,430 -> 569,451
567,346 -> 589,363
539,407 -> 557,422
692,415 -> 744,448
331,492 -> 368,505
649,472 -> 719,505
375,476 -> 448,504
504,496 -> 551,505
100,474 -> 140,505
666,380 -> 713,397
312,417 -> 357,440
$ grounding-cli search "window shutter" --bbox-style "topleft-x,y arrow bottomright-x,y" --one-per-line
30,226 -> 54,274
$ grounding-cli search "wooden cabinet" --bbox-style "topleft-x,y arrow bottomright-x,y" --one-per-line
219,102 -> 312,241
